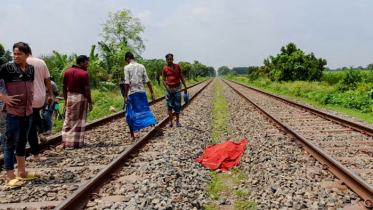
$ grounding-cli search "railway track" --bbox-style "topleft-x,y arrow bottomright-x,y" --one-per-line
222,78 -> 373,209
0,79 -> 213,210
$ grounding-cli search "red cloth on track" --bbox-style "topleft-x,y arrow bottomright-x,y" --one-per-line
194,140 -> 248,171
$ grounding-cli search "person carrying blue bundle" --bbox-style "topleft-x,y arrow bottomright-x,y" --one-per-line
162,53 -> 188,128
124,52 -> 156,140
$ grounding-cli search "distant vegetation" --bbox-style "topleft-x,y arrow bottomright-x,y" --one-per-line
223,42 -> 373,122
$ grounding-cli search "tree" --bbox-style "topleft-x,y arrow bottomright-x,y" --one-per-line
268,42 -> 327,81
367,64 -> 373,70
139,59 -> 166,85
207,66 -> 216,77
0,44 -> 12,65
179,62 -> 193,80
231,67 -> 249,75
101,9 -> 145,55
217,66 -> 230,76
248,66 -> 259,74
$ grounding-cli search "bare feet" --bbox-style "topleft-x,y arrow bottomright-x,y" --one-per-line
57,144 -> 65,149
27,154 -> 41,161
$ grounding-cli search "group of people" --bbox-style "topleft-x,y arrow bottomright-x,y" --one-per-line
0,42 -> 92,188
0,42 -> 188,189
121,52 -> 188,139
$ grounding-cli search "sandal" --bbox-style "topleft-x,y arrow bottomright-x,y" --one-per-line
176,123 -> 182,127
167,124 -> 173,128
16,171 -> 41,181
4,179 -> 24,189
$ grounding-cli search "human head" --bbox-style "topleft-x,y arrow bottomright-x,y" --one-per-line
165,53 -> 173,65
13,42 -> 31,65
125,52 -> 135,64
76,55 -> 89,70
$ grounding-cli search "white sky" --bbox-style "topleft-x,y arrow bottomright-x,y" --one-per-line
1,0 -> 372,69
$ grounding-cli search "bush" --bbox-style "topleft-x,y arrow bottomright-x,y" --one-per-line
336,68 -> 362,92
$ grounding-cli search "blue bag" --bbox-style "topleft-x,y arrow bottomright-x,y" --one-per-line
183,93 -> 190,105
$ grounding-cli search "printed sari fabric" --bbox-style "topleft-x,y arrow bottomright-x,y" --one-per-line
62,92 -> 88,148
126,92 -> 156,131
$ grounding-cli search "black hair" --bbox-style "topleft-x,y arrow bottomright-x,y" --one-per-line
165,53 -> 173,59
13,42 -> 32,55
76,55 -> 89,65
125,52 -> 135,60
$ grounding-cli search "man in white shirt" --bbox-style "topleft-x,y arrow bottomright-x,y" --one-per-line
27,53 -> 54,160
124,52 -> 156,140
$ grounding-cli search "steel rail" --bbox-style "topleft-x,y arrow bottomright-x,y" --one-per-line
226,79 -> 373,137
221,78 -> 373,208
55,78 -> 214,210
0,79 -> 210,169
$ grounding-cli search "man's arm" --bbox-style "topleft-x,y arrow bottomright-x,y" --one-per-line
125,84 -> 130,104
0,66 -> 20,106
162,69 -> 170,93
85,86 -> 92,111
44,78 -> 54,104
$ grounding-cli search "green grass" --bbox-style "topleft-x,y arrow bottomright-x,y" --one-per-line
206,172 -> 226,200
52,77 -> 209,131
205,80 -> 256,210
234,201 -> 257,210
226,76 -> 373,124
211,80 -> 229,144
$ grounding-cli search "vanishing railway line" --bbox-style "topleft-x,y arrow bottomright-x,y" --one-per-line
0,79 -> 213,210
222,78 -> 373,209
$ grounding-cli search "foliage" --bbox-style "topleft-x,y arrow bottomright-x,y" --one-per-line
217,66 -> 230,76
101,9 -> 145,55
0,43 -> 13,65
367,64 -> 373,70
231,67 -> 249,75
234,201 -> 257,210
211,80 -> 229,145
255,65 -> 271,76
335,67 -> 362,92
138,59 -> 166,85
268,42 -> 327,82
227,75 -> 373,114
248,66 -> 259,74
206,171 -> 225,200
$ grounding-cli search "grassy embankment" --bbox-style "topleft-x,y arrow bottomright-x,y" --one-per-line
205,80 -> 256,210
52,77 -> 208,131
225,73 -> 373,124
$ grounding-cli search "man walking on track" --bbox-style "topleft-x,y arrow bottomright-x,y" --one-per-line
162,53 -> 187,128
58,55 -> 92,149
27,52 -> 54,160
0,42 -> 41,188
124,52 -> 156,140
